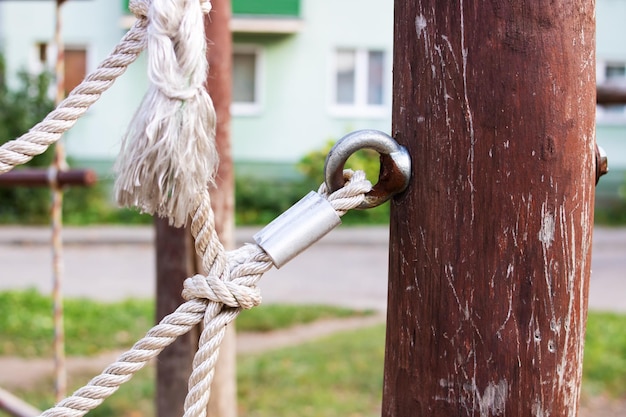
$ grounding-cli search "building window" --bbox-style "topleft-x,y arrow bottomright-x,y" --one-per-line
232,46 -> 262,115
331,48 -> 388,117
597,61 -> 626,122
336,50 -> 356,105
64,48 -> 87,96
606,64 -> 626,80
37,42 -> 48,64
32,43 -> 88,97
367,50 -> 384,105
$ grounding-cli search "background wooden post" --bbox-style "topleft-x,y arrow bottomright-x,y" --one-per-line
204,1 -> 236,416
155,220 -> 197,417
155,2 -> 234,417
383,2 -> 596,416
52,0 -> 68,401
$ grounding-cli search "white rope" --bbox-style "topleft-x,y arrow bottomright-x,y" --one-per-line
0,0 -> 214,181
114,0 -> 218,227
0,0 -> 151,174
181,170 -> 373,417
318,169 -> 373,215
35,171 -> 372,417
0,2 -> 376,416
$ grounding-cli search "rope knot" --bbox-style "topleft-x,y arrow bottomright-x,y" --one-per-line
130,0 -> 211,19
115,0 -> 218,227
182,274 -> 262,310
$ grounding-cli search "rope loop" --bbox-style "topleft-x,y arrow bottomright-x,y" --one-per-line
319,169 -> 373,216
28,172 -> 372,417
182,273 -> 262,310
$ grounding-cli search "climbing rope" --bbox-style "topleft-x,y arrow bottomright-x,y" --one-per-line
0,0 -> 151,174
115,0 -> 217,227
0,1 -> 409,417
34,171 -> 371,417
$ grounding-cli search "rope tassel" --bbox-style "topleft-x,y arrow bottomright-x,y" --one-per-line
115,0 -> 216,227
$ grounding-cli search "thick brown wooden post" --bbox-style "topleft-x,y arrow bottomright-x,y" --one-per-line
155,3 -> 233,417
383,2 -> 596,416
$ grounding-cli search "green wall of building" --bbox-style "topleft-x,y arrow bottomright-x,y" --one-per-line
232,0 -> 300,16
123,0 -> 300,16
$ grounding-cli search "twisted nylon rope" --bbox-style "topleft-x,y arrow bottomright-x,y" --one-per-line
115,0 -> 218,227
36,170 -> 372,417
0,0 -> 155,174
181,170 -> 372,417
0,0 -> 214,176
0,1 -> 375,415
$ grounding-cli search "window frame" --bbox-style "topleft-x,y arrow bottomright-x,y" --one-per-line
231,44 -> 264,117
329,47 -> 389,119
30,42 -> 92,99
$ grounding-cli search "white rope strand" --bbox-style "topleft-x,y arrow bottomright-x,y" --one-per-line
0,3 -> 149,174
320,170 -> 372,215
0,3 -> 379,417
39,299 -> 207,417
181,170 -> 372,417
35,171 -> 371,417
114,0 -> 217,227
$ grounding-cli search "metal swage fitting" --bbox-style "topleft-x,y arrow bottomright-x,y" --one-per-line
255,130 -> 411,268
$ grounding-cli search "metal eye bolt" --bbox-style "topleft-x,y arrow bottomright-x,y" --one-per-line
324,129 -> 411,209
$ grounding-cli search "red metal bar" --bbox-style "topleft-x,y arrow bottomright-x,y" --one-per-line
0,169 -> 97,187
597,83 -> 626,105
383,1 -> 595,416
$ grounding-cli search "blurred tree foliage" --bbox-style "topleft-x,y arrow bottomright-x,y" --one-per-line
0,55 -> 56,223
297,140 -> 381,186
296,140 -> 390,224
0,55 -> 151,225
235,139 -> 390,225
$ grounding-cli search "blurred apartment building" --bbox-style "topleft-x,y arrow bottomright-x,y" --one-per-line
0,0 -> 623,201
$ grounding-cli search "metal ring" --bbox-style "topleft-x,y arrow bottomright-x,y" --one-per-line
324,129 -> 411,209
595,144 -> 609,185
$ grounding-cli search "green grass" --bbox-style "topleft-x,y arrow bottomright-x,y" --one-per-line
13,313 -> 625,417
1,291 -> 625,417
236,304 -> 373,332
9,366 -> 156,417
8,326 -> 386,417
0,289 -> 154,357
582,311 -> 626,396
237,325 -> 385,417
0,290 -> 372,357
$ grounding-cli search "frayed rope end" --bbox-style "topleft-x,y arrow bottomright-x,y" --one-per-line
114,87 -> 218,227
115,0 -> 216,227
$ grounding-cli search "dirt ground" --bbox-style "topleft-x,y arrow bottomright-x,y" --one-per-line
580,395 -> 626,417
1,315 -> 624,416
